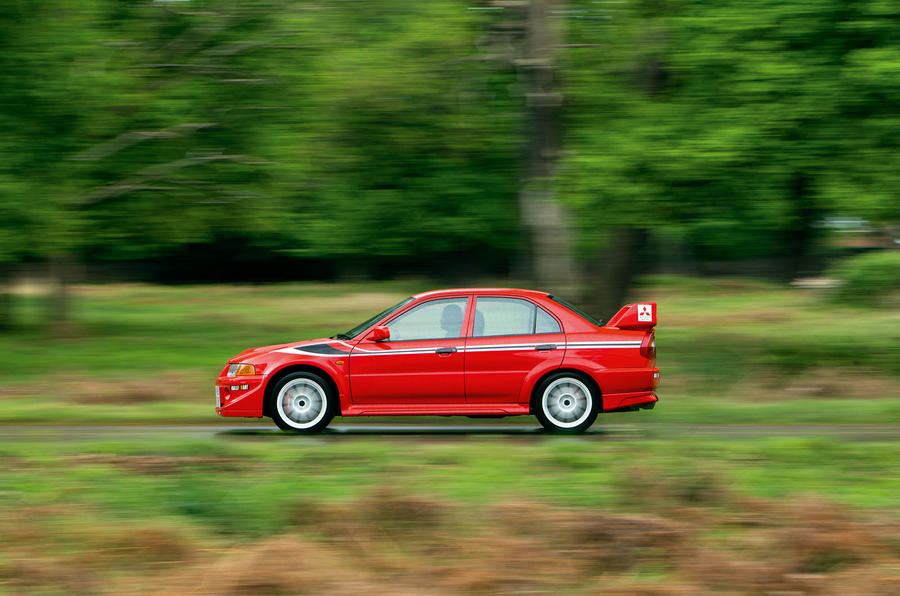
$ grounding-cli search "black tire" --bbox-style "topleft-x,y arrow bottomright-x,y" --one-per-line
269,372 -> 335,433
532,371 -> 599,433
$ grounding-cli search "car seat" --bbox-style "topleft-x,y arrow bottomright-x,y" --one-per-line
473,309 -> 485,336
440,303 -> 463,338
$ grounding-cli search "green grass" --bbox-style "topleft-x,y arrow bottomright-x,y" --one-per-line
3,433 -> 898,593
0,275 -> 897,424
2,435 -> 898,537
2,277 -> 896,593
3,280 -> 422,379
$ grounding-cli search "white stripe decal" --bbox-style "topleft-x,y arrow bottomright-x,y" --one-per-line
351,348 -> 463,356
350,345 -> 462,354
567,341 -> 641,345
567,342 -> 641,348
465,343 -> 546,351
278,340 -> 640,356
274,347 -> 338,355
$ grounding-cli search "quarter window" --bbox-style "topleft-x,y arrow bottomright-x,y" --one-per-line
386,298 -> 468,341
473,297 -> 561,337
536,306 -> 562,334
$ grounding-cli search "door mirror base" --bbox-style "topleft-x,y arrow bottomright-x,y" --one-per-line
370,325 -> 390,342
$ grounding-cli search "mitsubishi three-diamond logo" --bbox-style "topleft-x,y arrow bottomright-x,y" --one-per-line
637,303 -> 653,322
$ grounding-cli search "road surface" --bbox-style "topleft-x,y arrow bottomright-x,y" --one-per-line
1,423 -> 898,442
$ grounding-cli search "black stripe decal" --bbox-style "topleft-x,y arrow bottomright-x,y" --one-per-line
294,343 -> 350,355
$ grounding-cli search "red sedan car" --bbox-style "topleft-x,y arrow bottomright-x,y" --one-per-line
215,289 -> 658,433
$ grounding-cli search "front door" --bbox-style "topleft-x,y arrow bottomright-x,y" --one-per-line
464,296 -> 566,404
349,296 -> 469,405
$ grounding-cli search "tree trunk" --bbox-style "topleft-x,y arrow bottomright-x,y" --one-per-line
47,254 -> 76,333
0,264 -> 11,331
516,0 -> 578,296
781,173 -> 817,281
582,227 -> 647,320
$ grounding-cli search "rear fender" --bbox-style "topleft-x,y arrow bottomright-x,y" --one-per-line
517,359 -> 568,406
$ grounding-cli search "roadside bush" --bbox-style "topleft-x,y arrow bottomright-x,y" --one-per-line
829,250 -> 900,306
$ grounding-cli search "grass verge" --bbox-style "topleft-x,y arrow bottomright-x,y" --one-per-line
1,435 -> 898,594
0,275 -> 897,425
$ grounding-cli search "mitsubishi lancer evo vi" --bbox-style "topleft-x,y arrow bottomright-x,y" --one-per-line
215,289 -> 658,433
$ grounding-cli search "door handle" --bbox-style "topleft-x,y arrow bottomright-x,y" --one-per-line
534,344 -> 557,351
435,347 -> 457,355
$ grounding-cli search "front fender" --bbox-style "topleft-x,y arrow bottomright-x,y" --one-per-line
260,350 -> 352,414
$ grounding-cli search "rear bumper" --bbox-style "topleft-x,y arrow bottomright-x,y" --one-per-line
215,374 -> 265,417
603,391 -> 658,413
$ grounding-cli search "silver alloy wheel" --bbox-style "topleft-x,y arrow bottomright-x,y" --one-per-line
276,378 -> 328,430
541,377 -> 592,429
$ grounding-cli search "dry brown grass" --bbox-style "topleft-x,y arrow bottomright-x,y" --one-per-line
709,367 -> 898,402
0,370 -> 211,405
777,368 -> 898,400
67,371 -> 211,405
1,488 -> 899,595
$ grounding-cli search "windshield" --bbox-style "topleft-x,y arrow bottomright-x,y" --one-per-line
333,297 -> 415,340
547,295 -> 604,327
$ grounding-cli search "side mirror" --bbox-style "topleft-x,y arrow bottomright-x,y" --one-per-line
370,325 -> 390,342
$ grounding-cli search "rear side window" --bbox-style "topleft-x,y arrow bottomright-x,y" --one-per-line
474,297 -> 561,337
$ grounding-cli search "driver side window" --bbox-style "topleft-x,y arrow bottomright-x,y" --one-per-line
386,298 -> 468,341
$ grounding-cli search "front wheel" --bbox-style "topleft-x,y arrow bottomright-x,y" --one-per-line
533,373 -> 599,433
270,372 -> 335,433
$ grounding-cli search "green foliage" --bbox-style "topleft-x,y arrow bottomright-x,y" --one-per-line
1,1 -> 523,267
0,0 -> 898,275
558,0 -> 900,261
829,250 -> 900,305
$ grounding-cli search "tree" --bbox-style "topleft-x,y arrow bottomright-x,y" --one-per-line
0,0 -> 116,326
556,0 -> 900,314
70,1 -> 525,279
2,0 -> 898,318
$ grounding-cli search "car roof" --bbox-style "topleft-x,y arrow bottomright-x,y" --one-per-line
412,288 -> 550,300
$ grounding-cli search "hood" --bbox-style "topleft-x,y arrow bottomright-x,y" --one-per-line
229,338 -> 336,362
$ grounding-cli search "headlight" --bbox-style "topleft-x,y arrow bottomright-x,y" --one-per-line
227,363 -> 257,377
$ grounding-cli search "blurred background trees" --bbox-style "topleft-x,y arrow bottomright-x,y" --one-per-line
0,0 -> 897,323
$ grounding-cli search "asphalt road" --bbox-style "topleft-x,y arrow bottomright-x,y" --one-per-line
1,423 -> 898,442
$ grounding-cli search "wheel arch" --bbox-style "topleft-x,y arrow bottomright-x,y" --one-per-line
528,367 -> 603,415
263,364 -> 341,417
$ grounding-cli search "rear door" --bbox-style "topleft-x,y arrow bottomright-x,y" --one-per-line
349,296 -> 470,405
464,296 -> 565,404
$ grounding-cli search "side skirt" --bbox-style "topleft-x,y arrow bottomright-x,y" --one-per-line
341,404 -> 531,417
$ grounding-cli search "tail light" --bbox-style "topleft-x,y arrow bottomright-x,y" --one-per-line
640,332 -> 656,359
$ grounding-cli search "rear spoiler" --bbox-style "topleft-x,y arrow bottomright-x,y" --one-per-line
605,302 -> 656,330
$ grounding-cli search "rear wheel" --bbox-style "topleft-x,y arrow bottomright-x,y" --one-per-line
270,372 -> 335,433
533,372 -> 599,433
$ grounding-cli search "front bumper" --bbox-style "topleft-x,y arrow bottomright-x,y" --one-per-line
215,374 -> 265,417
